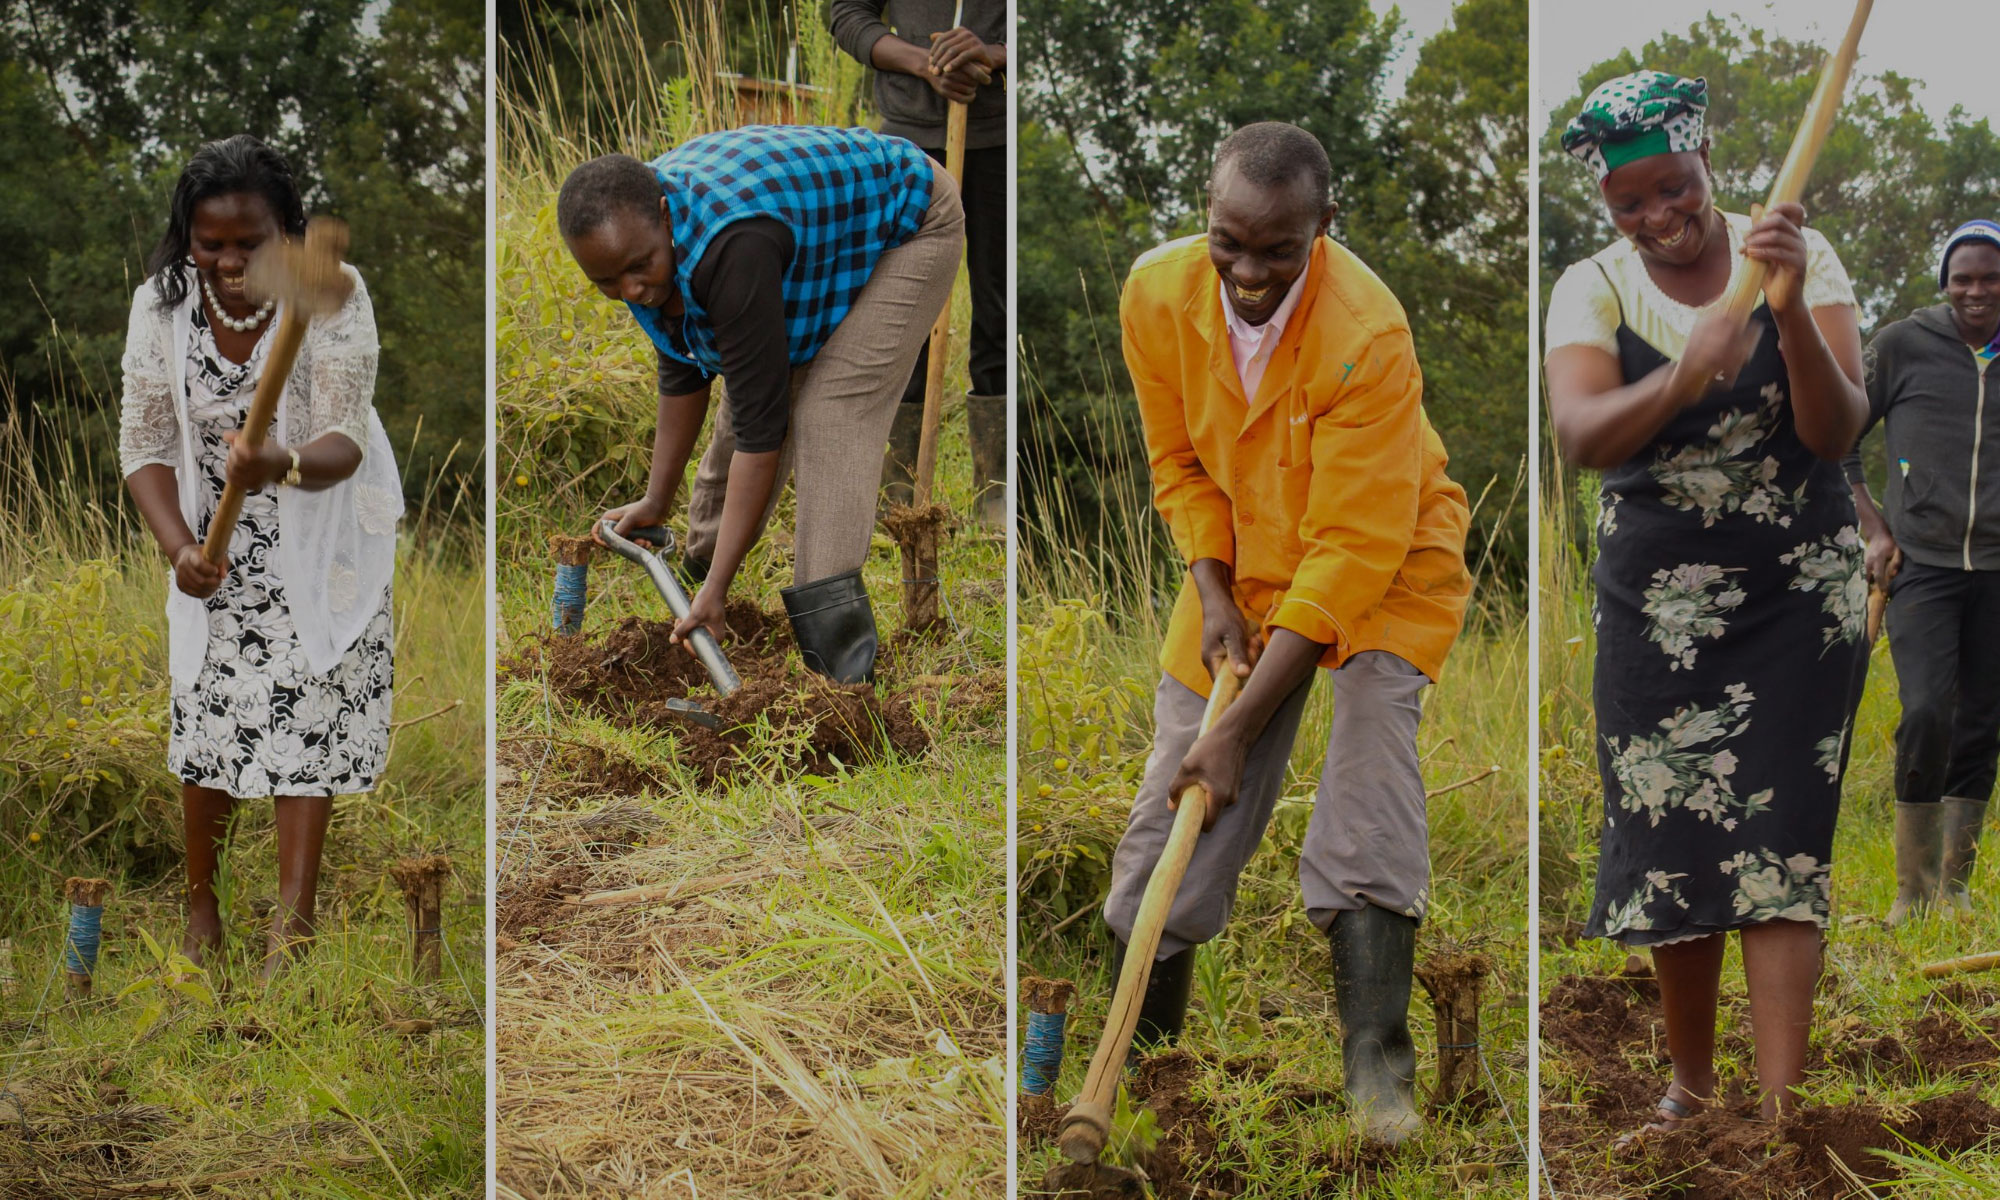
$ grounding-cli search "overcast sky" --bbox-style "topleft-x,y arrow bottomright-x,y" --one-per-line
1373,0 -> 1459,103
1537,1 -> 2000,135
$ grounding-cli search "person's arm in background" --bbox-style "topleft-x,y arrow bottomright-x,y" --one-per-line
829,0 -> 990,102
1844,330 -> 1898,585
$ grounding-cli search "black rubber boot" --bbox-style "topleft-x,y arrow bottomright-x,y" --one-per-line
880,401 -> 924,511
1328,905 -> 1421,1145
1109,938 -> 1197,1052
966,392 -> 1007,530
780,569 -> 878,684
677,554 -> 711,592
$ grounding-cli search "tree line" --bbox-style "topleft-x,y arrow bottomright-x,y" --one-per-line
0,0 -> 484,521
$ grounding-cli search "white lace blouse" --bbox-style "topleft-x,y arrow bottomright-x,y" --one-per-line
119,265 -> 403,688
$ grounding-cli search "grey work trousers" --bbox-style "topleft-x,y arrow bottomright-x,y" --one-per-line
1103,651 -> 1432,960
685,168 -> 965,585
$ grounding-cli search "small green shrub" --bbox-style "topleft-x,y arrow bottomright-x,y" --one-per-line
0,558 -> 175,855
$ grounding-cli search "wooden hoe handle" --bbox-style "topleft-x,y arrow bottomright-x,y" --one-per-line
203,218 -> 351,565
1661,0 -> 1873,410
1058,665 -> 1245,1164
911,100 -> 970,509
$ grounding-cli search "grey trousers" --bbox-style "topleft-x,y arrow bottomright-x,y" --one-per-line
1103,651 -> 1432,960
686,169 -> 966,585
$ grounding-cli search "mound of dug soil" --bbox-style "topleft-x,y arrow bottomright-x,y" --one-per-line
1542,971 -> 2000,1198
506,602 -> 939,784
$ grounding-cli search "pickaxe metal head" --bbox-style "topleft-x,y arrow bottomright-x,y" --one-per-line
247,216 -> 355,319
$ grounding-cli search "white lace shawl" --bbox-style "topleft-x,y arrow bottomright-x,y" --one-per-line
118,265 -> 403,688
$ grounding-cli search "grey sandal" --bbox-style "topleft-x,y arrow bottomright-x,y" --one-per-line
1615,1092 -> 1699,1153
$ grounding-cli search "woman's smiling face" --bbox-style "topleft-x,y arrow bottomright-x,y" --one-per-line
1600,149 -> 1716,268
190,191 -> 281,311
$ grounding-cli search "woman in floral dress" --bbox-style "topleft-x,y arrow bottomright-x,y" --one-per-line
1544,73 -> 1870,1130
119,135 -> 401,980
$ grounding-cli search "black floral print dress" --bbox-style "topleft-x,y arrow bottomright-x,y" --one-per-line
1552,221 -> 1870,945
168,304 -> 394,798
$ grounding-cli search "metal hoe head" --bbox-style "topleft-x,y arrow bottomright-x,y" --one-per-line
247,217 -> 355,318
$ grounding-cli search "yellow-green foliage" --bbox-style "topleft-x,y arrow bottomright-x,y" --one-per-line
495,194 -> 659,513
0,559 -> 176,850
1017,601 -> 1154,920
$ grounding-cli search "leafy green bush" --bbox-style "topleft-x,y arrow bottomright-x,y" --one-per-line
1016,601 -> 1153,928
0,559 -> 175,855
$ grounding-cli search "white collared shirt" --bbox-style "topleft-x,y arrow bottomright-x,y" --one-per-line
1220,266 -> 1309,402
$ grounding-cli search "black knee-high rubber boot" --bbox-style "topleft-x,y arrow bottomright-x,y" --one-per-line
1108,937 -> 1197,1052
780,569 -> 878,684
1328,904 -> 1421,1145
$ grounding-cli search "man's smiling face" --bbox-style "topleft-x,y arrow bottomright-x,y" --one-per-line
1206,159 -> 1336,327
565,196 -> 679,312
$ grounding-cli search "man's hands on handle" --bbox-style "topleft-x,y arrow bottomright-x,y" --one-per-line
869,25 -> 999,105
1169,558 -> 1331,831
600,493 -> 672,542
673,583 -> 728,651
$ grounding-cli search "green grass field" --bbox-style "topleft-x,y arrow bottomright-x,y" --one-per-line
0,433 -> 486,1200
1014,389 -> 1531,1197
1539,480 -> 2000,1198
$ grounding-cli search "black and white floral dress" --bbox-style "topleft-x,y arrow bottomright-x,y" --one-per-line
1547,213 -> 1871,945
166,303 -> 394,798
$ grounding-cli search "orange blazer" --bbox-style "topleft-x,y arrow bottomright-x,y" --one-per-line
1120,234 -> 1472,697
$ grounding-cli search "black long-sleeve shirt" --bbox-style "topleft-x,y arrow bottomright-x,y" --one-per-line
655,217 -> 798,454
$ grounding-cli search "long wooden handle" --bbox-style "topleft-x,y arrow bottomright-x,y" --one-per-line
911,100 -> 970,509
1921,952 -> 2000,979
1663,0 -> 1873,409
1063,666 -> 1244,1154
202,309 -> 309,564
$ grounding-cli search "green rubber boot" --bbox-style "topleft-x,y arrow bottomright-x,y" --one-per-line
1942,796 -> 1988,915
966,392 -> 1007,530
880,401 -> 924,512
1886,801 -> 1945,927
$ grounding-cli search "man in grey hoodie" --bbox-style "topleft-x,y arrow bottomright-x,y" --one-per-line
830,0 -> 1008,529
1845,219 -> 2000,924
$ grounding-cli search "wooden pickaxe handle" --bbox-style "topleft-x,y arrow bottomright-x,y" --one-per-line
202,311 -> 310,564
1661,0 -> 1873,410
202,217 -> 352,565
1058,664 -> 1244,1164
911,99 -> 970,509
1920,952 -> 2000,979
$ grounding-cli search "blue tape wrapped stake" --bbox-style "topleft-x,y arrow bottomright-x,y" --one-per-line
1019,977 -> 1077,1097
550,534 -> 597,634
62,877 -> 111,999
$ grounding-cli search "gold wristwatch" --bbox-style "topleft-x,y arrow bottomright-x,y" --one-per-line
282,448 -> 303,488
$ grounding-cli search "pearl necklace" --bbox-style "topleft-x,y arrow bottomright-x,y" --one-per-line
202,274 -> 274,333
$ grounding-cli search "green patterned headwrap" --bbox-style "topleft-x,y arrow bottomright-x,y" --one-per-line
1562,71 -> 1709,182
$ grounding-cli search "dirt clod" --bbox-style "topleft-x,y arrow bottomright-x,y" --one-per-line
507,603 -> 940,785
1041,1161 -> 1147,1199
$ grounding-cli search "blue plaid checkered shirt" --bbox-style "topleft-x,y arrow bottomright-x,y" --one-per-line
628,125 -> 935,373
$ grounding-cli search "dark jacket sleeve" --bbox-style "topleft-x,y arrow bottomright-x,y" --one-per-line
1842,326 -> 1894,486
691,218 -> 798,454
829,0 -> 893,67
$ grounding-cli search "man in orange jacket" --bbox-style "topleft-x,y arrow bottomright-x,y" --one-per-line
1103,121 -> 1472,1145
